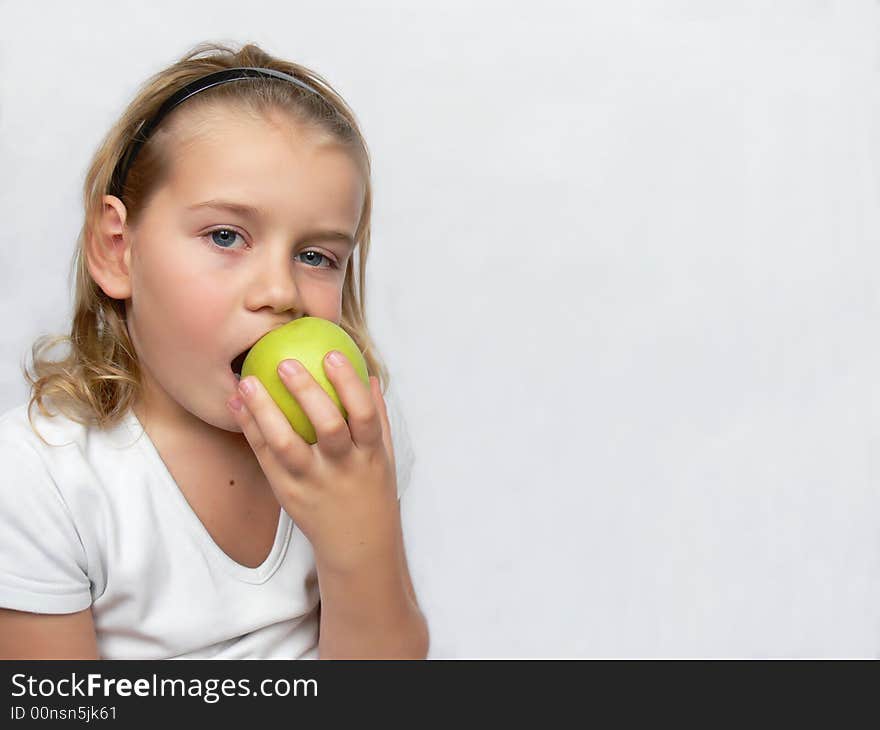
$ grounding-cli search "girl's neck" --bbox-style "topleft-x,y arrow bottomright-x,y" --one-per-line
131,383 -> 257,472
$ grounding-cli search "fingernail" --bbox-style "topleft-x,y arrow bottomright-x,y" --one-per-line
238,378 -> 254,397
279,360 -> 302,377
227,396 -> 243,411
327,350 -> 345,367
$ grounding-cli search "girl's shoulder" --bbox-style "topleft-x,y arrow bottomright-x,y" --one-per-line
0,400 -> 57,455
0,399 -> 88,452
0,398 -> 138,467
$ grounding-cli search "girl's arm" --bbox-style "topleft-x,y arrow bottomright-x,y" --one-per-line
228,360 -> 430,660
315,511 -> 429,659
0,606 -> 99,659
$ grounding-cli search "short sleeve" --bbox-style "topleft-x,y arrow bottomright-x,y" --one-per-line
384,386 -> 416,500
0,439 -> 92,614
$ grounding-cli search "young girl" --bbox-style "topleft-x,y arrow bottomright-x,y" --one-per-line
0,41 -> 428,659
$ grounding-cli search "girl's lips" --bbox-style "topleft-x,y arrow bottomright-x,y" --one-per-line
230,348 -> 250,376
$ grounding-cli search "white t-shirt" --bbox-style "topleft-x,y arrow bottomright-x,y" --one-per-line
0,390 -> 415,659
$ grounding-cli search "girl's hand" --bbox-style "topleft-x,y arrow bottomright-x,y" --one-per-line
226,352 -> 401,575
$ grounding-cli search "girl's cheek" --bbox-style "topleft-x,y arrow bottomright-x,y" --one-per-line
180,284 -> 231,332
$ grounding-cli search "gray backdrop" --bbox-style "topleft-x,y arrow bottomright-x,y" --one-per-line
1,0 -> 878,657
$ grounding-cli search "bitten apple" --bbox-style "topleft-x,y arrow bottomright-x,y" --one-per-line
240,317 -> 370,444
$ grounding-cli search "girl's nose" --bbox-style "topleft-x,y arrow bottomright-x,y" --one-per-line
244,250 -> 301,314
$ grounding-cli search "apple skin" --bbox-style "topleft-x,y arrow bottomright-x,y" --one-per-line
240,317 -> 370,444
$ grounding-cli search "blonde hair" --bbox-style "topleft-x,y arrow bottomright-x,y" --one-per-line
23,40 -> 390,445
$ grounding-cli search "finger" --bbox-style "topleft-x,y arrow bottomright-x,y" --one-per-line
322,350 -> 383,451
278,358 -> 352,459
235,375 -> 312,474
370,376 -> 396,476
226,396 -> 298,481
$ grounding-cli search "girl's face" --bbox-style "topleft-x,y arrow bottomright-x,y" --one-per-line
121,109 -> 365,435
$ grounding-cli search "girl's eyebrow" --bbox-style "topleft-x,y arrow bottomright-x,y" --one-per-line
187,199 -> 356,246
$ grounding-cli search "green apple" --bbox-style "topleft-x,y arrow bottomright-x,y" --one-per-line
240,317 -> 370,444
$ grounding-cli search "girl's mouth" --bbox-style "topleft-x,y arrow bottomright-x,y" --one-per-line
230,348 -> 251,380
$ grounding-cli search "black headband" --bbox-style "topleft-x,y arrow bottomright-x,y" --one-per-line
107,67 -> 322,199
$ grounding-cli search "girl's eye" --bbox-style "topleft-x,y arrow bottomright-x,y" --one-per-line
205,229 -> 337,269
208,228 -> 244,249
296,250 -> 336,269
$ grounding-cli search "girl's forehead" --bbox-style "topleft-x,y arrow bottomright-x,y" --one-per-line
157,110 -> 365,223
170,105 -> 327,158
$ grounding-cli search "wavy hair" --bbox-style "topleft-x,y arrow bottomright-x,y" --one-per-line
23,41 -> 390,445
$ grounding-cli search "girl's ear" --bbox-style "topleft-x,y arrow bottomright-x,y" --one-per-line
87,195 -> 134,300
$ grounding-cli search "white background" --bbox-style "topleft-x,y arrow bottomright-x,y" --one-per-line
1,0 -> 878,657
